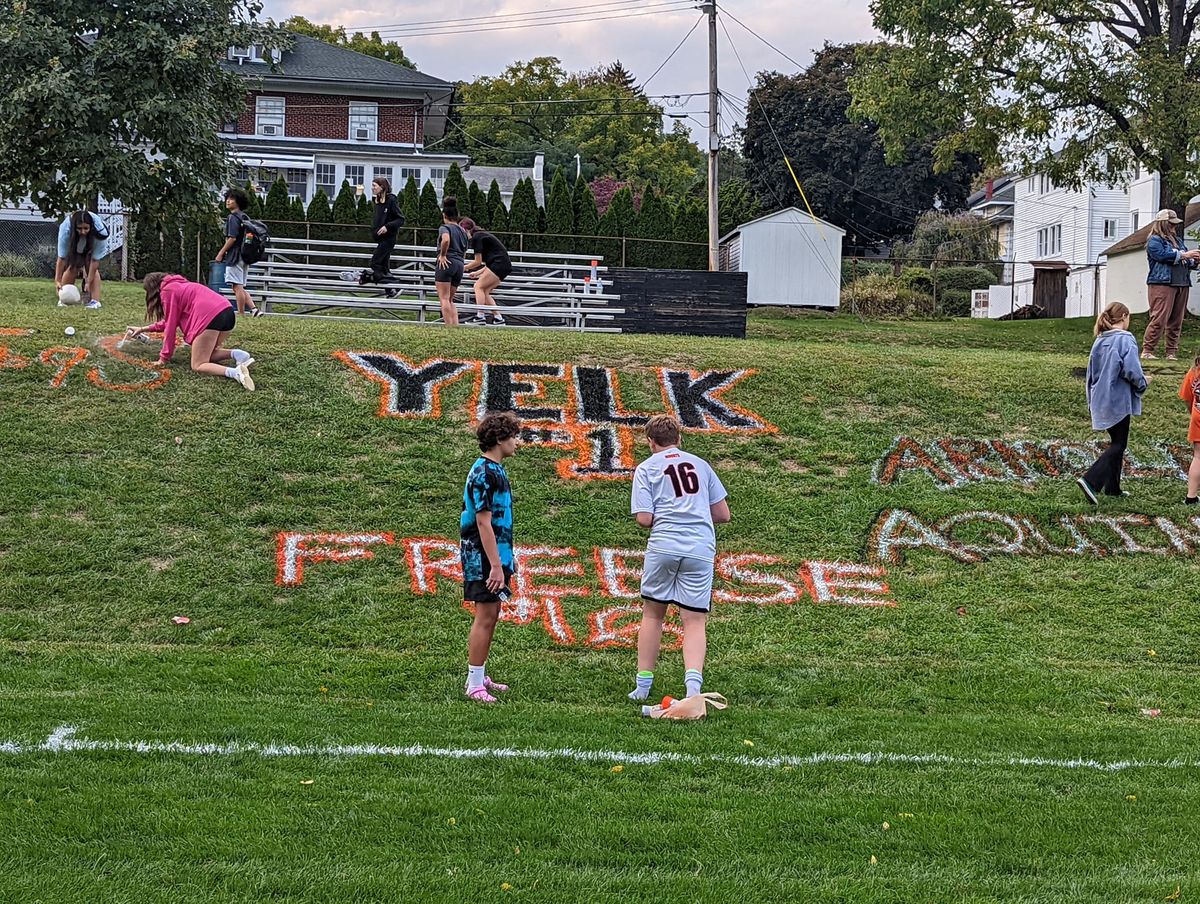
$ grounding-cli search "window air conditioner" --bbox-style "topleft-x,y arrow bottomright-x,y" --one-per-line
230,47 -> 251,61
354,128 -> 372,141
261,124 -> 278,136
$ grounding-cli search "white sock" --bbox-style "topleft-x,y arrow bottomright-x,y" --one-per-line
224,366 -> 240,381
685,669 -> 703,698
467,663 -> 486,691
230,348 -> 251,365
628,671 -> 654,701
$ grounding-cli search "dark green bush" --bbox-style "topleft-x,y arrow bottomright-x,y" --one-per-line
841,259 -> 891,286
939,288 -> 973,318
841,273 -> 936,319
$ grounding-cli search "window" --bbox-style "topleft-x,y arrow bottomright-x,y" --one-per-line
399,166 -> 421,187
349,102 -> 378,141
1038,174 -> 1054,194
1037,224 -> 1062,258
373,166 -> 393,187
344,165 -> 365,192
286,168 -> 309,202
233,165 -> 249,184
255,96 -> 285,136
1028,176 -> 1036,193
315,163 -> 336,198
1103,218 -> 1120,239
430,167 -> 449,191
220,118 -> 239,134
1132,211 -> 1140,231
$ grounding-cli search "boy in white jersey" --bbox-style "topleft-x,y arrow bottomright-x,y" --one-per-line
629,414 -> 731,701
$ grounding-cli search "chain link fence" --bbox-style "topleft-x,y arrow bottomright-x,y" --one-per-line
0,212 -> 129,280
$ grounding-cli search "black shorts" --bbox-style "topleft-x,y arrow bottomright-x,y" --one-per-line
463,564 -> 515,604
486,259 -> 513,281
205,307 -> 236,332
435,262 -> 464,287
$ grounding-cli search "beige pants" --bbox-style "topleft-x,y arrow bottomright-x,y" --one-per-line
1144,284 -> 1189,357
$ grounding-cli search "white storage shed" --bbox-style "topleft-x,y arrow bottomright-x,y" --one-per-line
718,207 -> 844,309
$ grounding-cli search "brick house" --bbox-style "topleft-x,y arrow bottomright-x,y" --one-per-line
221,36 -> 468,202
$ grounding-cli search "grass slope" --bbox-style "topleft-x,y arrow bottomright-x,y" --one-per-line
2,278 -> 1199,903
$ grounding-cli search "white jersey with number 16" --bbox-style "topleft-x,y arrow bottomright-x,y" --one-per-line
631,447 -> 727,559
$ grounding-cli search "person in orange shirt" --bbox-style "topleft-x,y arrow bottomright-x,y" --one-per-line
1179,357 -> 1200,505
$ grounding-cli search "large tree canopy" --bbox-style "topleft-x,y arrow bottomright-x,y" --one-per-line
0,0 -> 280,220
742,43 -> 982,250
849,0 -> 1200,212
281,16 -> 414,69
447,57 -> 704,197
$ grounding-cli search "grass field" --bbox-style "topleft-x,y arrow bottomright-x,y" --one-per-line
3,277 -> 1200,903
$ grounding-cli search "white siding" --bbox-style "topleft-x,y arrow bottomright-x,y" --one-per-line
1105,249 -> 1153,314
1011,174 -> 1132,283
720,208 -> 843,308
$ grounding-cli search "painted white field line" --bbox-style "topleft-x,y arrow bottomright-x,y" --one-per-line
0,726 -> 1192,775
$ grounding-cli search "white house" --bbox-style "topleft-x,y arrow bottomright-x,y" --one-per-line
966,176 -> 1015,283
977,163 -> 1129,318
718,207 -> 844,309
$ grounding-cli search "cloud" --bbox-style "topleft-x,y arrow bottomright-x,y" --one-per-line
261,0 -> 879,141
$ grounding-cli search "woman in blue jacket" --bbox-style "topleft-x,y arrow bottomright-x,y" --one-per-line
1143,208 -> 1199,360
1077,302 -> 1148,503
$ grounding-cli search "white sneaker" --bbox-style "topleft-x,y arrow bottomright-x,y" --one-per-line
84,300 -> 101,310
235,362 -> 255,391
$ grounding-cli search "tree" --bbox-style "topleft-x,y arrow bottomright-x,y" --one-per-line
0,0 -> 280,222
306,190 -> 332,222
243,180 -> 264,219
673,199 -> 708,270
544,170 -> 574,254
486,180 -> 505,228
263,176 -> 292,243
741,43 -> 981,251
281,16 -> 414,68
418,180 -> 441,230
632,191 -> 671,267
589,177 -> 629,216
718,178 -> 763,238
332,181 -> 360,224
509,177 -> 540,241
606,187 -> 638,238
287,196 -> 307,240
490,192 -> 510,232
401,175 -> 420,225
443,163 -> 469,206
891,212 -> 1000,272
574,184 -> 600,256
357,192 -> 373,225
452,57 -> 703,194
467,181 -> 485,223
850,2 -> 1200,217
306,189 -> 333,241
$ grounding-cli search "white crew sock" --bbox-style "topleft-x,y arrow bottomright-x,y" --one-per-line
224,366 -> 240,381
230,348 -> 251,365
628,670 -> 654,701
684,669 -> 703,698
467,663 -> 486,691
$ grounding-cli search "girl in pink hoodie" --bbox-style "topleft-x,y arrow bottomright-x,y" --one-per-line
124,273 -> 256,390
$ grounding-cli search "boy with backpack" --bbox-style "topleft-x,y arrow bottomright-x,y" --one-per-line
215,188 -> 263,317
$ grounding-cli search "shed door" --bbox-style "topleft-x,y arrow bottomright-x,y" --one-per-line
1033,268 -> 1067,317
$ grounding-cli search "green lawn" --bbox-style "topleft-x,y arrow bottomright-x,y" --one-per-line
2,277 -> 1199,903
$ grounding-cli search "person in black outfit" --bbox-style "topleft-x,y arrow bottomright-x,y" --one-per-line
435,196 -> 469,326
460,217 -> 513,326
367,177 -> 405,292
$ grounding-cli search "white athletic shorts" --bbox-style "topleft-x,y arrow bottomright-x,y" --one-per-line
639,550 -> 714,613
224,262 -> 247,286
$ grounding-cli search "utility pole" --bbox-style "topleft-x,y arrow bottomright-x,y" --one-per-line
703,1 -> 719,270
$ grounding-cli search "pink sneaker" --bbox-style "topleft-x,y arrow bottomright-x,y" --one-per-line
465,685 -> 497,703
484,676 -> 509,693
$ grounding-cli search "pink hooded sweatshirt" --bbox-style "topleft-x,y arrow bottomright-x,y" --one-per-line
147,275 -> 232,362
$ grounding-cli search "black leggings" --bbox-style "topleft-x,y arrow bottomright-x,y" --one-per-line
1082,415 -> 1131,495
370,234 -> 396,278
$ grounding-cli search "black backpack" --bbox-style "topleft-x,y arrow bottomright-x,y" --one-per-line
237,214 -> 270,265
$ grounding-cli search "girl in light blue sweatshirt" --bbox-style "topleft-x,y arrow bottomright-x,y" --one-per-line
1077,302 -> 1148,503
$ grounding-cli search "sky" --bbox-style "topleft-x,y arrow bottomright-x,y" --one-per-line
260,0 -> 879,144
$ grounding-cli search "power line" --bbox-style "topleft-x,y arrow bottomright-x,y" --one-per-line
353,1 -> 697,39
641,14 -> 706,92
343,0 -> 676,32
718,4 -> 804,70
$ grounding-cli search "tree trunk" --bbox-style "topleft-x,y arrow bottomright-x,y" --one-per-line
1158,162 -> 1187,239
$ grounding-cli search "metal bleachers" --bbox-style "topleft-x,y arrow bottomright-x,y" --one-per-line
223,237 -> 624,332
